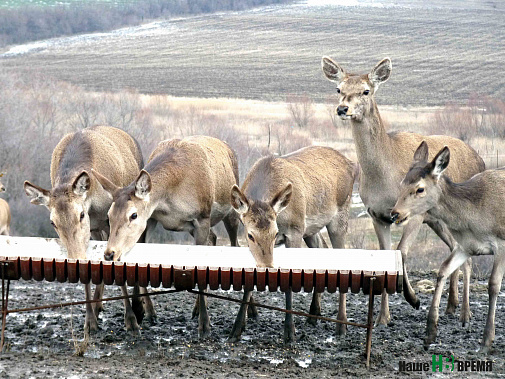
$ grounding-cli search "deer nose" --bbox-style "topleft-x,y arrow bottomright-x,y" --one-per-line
104,250 -> 115,261
390,211 -> 399,222
337,106 -> 349,116
0,186 -> 5,192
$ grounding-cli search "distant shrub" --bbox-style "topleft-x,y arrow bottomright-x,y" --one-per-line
429,94 -> 505,143
286,94 -> 314,129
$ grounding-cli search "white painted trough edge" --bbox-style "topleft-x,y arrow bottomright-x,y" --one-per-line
0,236 -> 402,272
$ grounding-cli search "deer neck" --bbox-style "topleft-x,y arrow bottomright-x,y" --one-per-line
429,176 -> 480,231
350,102 -> 394,182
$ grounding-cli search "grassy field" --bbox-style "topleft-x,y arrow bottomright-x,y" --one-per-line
1,1 -> 504,106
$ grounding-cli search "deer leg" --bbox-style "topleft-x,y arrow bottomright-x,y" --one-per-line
247,296 -> 258,319
336,292 -> 347,336
193,217 -> 211,339
223,211 -> 240,247
284,289 -> 295,344
228,290 -> 253,342
426,218 -> 462,315
208,229 -> 217,246
131,284 -> 145,324
327,216 -> 349,334
197,291 -> 211,339
425,246 -> 469,349
92,282 -> 104,318
121,285 -> 140,335
480,252 -> 505,354
90,230 -> 106,317
84,282 -> 99,336
140,286 -> 157,324
136,218 -> 157,324
396,215 -> 424,311
460,257 -> 472,326
304,234 -> 324,325
283,234 -> 303,344
372,220 -> 392,326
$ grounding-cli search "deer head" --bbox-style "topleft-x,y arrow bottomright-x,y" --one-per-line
24,172 -> 93,259
93,169 -> 151,261
231,183 -> 292,268
322,57 -> 392,122
391,142 -> 450,225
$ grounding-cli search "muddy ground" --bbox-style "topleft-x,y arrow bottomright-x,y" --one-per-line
0,272 -> 503,378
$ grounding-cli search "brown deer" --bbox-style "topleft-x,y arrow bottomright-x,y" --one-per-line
0,173 -> 11,236
391,142 -> 505,353
24,126 -> 155,335
321,57 -> 485,326
92,135 -> 241,339
230,146 -> 356,343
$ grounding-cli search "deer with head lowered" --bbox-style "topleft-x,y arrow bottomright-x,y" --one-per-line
391,142 -> 505,353
0,172 -> 11,236
321,57 -> 485,326
92,135 -> 241,339
24,126 -> 155,335
230,146 -> 356,343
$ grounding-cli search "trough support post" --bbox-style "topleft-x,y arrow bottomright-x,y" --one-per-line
365,277 -> 376,369
1,262 -> 11,353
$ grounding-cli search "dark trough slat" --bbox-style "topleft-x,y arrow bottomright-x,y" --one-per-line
55,258 -> 67,283
91,261 -> 102,285
0,257 -> 402,294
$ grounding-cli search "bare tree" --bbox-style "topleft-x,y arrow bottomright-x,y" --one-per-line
286,94 -> 314,129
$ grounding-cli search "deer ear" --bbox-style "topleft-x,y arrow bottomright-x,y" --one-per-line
413,141 -> 429,163
231,185 -> 249,215
24,181 -> 50,207
430,146 -> 450,179
72,171 -> 91,196
369,57 -> 392,89
91,169 -> 119,195
322,56 -> 346,84
135,170 -> 152,200
271,183 -> 293,215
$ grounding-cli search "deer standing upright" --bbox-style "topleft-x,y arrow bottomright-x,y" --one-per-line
392,142 -> 505,353
321,57 -> 485,325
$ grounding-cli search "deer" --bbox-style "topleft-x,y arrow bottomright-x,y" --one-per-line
321,57 -> 485,326
91,135 -> 242,339
230,145 -> 356,343
0,173 -> 11,236
24,125 -> 155,336
391,142 -> 505,353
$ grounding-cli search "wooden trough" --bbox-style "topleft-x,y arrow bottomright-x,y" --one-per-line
0,235 -> 403,368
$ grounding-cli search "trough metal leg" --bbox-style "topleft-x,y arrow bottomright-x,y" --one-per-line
1,263 -> 11,353
365,277 -> 376,369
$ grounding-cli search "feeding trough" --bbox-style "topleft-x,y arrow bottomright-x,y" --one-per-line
0,235 -> 402,367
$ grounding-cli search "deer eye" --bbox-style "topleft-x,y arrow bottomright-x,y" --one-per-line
130,212 -> 138,220
247,233 -> 255,243
336,88 -> 341,94
50,221 -> 57,229
416,188 -> 425,194
80,211 -> 85,221
363,90 -> 370,95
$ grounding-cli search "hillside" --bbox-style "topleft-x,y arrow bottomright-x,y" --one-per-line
1,0 -> 504,106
